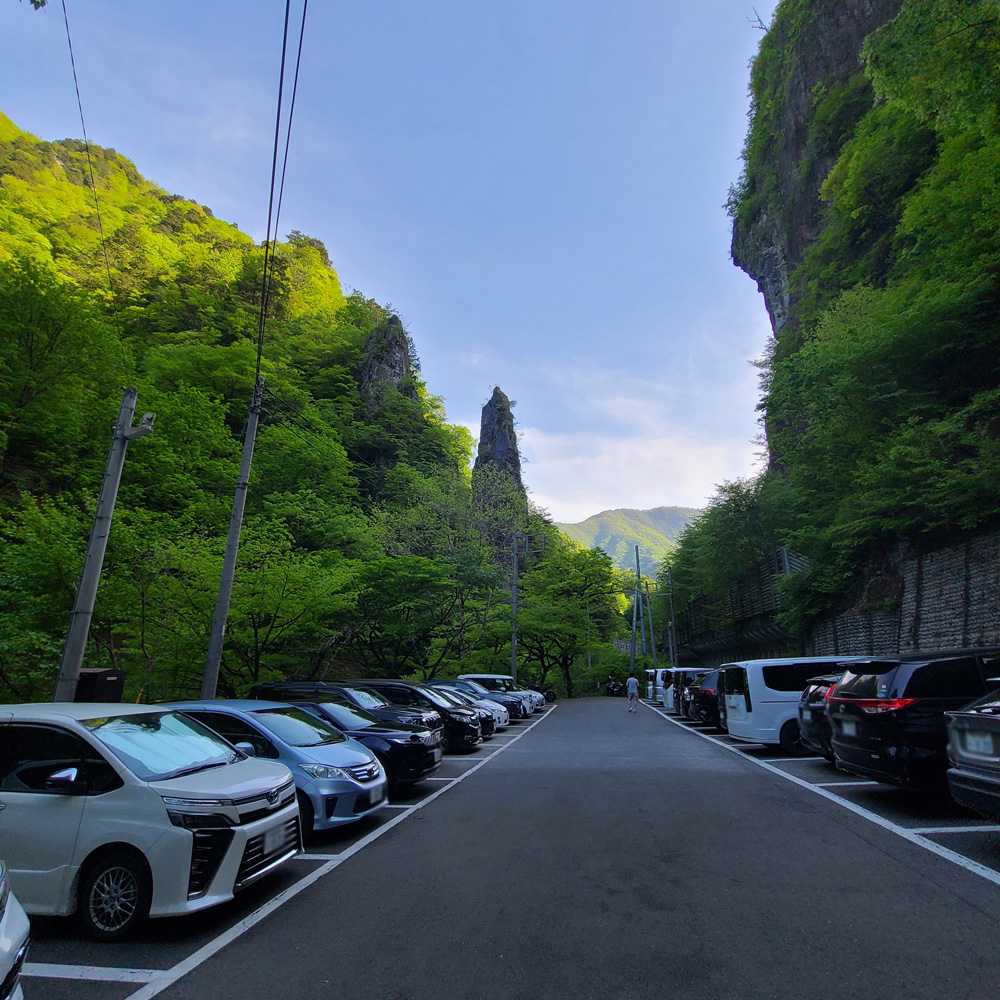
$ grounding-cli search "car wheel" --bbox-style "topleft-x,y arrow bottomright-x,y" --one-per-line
779,719 -> 803,755
79,848 -> 152,942
297,790 -> 315,834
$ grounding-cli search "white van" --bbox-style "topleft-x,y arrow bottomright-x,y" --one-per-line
653,669 -> 671,705
0,703 -> 300,940
721,657 -> 863,752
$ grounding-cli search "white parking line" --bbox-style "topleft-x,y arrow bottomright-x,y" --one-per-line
23,964 -> 159,983
815,780 -> 880,787
759,756 -> 822,762
910,825 -> 1000,835
122,705 -> 558,1000
643,701 -> 1000,890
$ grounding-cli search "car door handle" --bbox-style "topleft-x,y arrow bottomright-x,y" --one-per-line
0,801 -> 6,810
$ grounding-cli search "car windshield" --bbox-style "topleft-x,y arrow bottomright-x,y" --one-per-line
434,688 -> 468,706
343,687 -> 390,710
417,687 -> 454,710
252,707 -> 347,746
310,702 -> 377,731
82,711 -> 239,782
461,680 -> 491,697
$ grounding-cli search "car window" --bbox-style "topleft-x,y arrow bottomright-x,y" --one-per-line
341,687 -> 389,710
722,667 -> 745,696
82,712 -> 241,779
762,663 -> 841,692
309,702 -> 376,730
253,707 -> 347,746
0,724 -> 121,794
183,711 -> 280,760
901,657 -> 985,699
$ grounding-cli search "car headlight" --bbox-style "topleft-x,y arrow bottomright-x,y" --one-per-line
387,735 -> 421,745
167,810 -> 235,829
300,763 -> 350,780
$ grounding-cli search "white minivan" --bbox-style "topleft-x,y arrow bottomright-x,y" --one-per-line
721,657 -> 863,752
0,703 -> 300,940
653,669 -> 671,705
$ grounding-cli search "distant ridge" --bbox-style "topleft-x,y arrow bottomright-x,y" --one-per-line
555,505 -> 700,575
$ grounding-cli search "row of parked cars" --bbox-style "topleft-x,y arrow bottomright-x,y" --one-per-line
654,649 -> 1000,810
0,672 -> 548,994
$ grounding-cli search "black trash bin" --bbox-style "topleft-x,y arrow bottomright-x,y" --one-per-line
74,667 -> 126,703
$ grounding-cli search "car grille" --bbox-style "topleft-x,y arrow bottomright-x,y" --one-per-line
345,762 -> 380,782
188,828 -> 235,898
233,779 -> 296,824
0,942 -> 27,1000
420,732 -> 441,746
235,816 -> 300,890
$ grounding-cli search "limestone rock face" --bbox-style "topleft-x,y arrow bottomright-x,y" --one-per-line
732,0 -> 904,336
473,386 -> 523,489
359,315 -> 418,410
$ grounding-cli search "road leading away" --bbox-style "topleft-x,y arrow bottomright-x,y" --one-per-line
143,698 -> 1000,1000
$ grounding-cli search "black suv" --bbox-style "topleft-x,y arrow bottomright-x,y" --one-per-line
294,699 -> 443,794
797,673 -> 845,761
350,679 -> 482,753
829,649 -> 1000,789
249,681 -> 442,733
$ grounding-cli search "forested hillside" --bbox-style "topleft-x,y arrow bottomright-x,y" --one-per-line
663,0 -> 1000,636
556,506 -> 698,575
0,110 -> 627,701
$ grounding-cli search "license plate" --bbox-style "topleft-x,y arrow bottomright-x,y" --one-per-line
263,826 -> 286,855
841,720 -> 857,737
371,785 -> 385,805
965,731 -> 993,756
433,747 -> 443,762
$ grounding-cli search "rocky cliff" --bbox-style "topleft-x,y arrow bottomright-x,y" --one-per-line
359,314 -> 419,410
473,386 -> 523,489
731,0 -> 904,336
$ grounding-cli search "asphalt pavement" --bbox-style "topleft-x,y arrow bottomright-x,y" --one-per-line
25,698 -> 1000,999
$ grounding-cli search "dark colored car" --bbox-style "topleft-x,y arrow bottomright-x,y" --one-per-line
428,686 -> 497,739
681,671 -> 709,719
669,670 -> 694,716
717,670 -> 728,732
433,678 -> 527,719
829,649 -> 1000,789
797,673 -> 844,761
690,670 -> 721,726
294,699 -> 443,794
250,681 -> 443,733
946,680 -> 1000,816
347,679 -> 482,753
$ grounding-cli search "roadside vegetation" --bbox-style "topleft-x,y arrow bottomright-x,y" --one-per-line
667,0 -> 1000,635
0,110 -> 630,702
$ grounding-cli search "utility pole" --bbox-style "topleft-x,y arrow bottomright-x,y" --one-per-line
634,546 -> 648,656
202,376 -> 264,699
667,564 -> 678,666
53,388 -> 155,701
644,581 -> 659,670
509,531 -> 545,682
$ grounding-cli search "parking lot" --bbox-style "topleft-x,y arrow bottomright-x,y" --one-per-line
19,708 -> 558,1000
644,700 -> 1000,888
19,696 -> 1000,1000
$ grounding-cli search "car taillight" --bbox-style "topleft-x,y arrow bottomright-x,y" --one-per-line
824,685 -> 836,702
704,689 -> 716,696
839,698 -> 917,714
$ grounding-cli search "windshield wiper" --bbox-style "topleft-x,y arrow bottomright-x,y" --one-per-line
165,760 -> 230,779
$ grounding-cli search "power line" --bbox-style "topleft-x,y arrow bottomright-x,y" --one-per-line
59,0 -> 126,363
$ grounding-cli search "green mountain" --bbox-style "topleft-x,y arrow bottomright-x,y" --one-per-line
556,506 -> 700,575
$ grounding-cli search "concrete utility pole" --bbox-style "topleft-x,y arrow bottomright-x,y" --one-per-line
53,388 -> 155,701
202,376 -> 264,699
509,531 -> 545,681
667,564 -> 678,666
644,581 -> 659,670
634,546 -> 648,656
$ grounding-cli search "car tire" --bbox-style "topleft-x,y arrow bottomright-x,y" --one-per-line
78,847 -> 152,942
297,790 -> 315,834
779,719 -> 803,755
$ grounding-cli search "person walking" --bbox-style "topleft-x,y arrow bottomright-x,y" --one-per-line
626,674 -> 639,712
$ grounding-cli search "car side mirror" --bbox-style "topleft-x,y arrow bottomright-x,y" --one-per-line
234,742 -> 256,758
45,766 -> 88,794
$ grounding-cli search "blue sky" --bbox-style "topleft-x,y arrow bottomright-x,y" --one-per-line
1,0 -> 777,522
